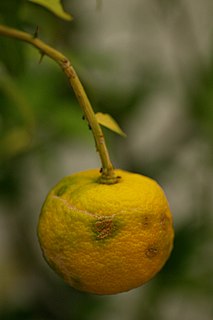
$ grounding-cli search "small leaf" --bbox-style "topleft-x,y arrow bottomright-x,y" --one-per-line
96,112 -> 126,137
29,0 -> 73,21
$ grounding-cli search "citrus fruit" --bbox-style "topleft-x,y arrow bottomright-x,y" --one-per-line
38,169 -> 174,295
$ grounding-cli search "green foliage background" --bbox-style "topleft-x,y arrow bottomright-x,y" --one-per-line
0,0 -> 213,319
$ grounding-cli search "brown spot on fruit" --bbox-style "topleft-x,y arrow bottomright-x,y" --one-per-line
145,245 -> 158,258
93,217 -> 116,240
160,212 -> 170,230
141,215 -> 152,229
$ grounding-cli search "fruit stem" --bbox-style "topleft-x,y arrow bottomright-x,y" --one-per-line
0,24 -> 119,184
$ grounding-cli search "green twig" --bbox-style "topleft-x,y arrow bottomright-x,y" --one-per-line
0,24 -> 119,184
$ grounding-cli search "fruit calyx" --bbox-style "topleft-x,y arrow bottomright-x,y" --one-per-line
99,168 -> 121,185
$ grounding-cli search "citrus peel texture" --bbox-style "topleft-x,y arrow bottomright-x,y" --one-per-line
38,169 -> 174,295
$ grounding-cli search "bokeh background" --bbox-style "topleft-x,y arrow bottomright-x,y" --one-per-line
0,0 -> 213,319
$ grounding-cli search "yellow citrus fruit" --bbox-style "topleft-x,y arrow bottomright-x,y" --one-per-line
38,169 -> 174,295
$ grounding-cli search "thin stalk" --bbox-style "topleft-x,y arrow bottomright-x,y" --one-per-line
0,24 -> 119,184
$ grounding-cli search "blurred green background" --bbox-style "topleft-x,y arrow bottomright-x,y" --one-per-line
0,0 -> 213,319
